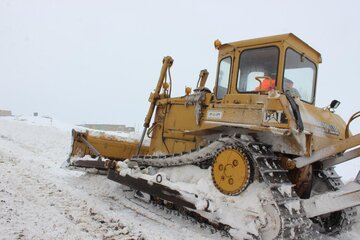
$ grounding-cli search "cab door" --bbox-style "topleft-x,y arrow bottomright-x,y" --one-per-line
214,50 -> 235,102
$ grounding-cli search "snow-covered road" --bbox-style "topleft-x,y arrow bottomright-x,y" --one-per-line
0,117 -> 225,240
0,116 -> 359,240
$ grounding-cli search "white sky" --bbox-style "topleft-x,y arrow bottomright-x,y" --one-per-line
1,0 -> 359,178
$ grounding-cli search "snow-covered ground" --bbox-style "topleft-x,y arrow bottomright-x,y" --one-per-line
0,116 -> 359,240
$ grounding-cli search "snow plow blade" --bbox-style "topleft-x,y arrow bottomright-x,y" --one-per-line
66,129 -> 149,169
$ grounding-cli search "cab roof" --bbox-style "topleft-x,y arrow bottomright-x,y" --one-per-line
220,33 -> 322,64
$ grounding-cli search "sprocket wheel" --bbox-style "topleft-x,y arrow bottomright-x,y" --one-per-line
211,145 -> 253,195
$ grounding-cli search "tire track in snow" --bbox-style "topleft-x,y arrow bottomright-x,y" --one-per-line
0,138 -> 142,239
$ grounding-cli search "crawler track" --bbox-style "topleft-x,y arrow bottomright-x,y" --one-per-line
130,136 -> 316,239
311,167 -> 357,235
131,137 -> 233,168
243,141 -> 314,239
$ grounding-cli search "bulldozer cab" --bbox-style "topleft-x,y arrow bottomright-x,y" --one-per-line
214,33 -> 321,104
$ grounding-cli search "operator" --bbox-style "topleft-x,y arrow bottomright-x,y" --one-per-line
255,71 -> 276,91
284,78 -> 301,98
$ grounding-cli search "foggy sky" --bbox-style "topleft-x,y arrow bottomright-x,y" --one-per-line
1,0 -> 359,179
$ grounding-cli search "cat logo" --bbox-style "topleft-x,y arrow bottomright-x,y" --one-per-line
263,111 -> 285,124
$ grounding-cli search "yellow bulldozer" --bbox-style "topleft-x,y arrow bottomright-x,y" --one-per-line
65,33 -> 360,239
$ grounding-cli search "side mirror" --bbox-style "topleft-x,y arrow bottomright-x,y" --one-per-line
330,100 -> 341,109
328,100 -> 341,112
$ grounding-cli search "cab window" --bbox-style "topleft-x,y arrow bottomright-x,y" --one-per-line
283,48 -> 317,103
237,46 -> 279,92
216,57 -> 232,99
